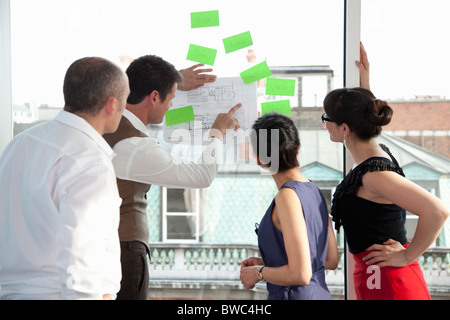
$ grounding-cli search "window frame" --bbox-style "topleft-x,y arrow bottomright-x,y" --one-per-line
0,0 -> 12,154
162,187 -> 200,244
343,0 -> 362,300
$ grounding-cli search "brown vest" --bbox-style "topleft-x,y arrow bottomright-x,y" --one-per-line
103,116 -> 151,246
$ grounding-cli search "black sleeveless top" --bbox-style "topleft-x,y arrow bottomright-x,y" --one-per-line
330,145 -> 408,254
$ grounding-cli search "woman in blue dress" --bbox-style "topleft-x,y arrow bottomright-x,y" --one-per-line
240,113 -> 338,300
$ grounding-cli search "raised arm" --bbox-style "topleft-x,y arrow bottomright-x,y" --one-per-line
178,64 -> 217,91
112,104 -> 241,189
356,41 -> 370,90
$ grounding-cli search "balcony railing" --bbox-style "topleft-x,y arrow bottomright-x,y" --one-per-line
149,244 -> 260,281
147,243 -> 450,299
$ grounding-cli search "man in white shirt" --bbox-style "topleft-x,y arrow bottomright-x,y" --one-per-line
0,57 -> 130,300
103,55 -> 241,300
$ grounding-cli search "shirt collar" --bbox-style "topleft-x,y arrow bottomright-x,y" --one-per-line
54,110 -> 115,159
123,109 -> 148,135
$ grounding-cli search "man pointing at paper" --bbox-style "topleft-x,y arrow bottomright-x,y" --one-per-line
103,55 -> 241,300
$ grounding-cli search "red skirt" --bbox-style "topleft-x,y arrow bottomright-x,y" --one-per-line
353,245 -> 431,300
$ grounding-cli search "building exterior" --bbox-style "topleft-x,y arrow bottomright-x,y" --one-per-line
384,98 -> 450,159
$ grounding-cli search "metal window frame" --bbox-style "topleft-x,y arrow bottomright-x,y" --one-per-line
0,0 -> 12,153
344,0 -> 361,300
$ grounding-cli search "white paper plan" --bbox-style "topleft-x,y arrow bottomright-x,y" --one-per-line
163,77 -> 258,144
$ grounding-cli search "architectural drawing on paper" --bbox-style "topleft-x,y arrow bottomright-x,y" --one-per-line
185,83 -> 243,130
164,77 -> 257,143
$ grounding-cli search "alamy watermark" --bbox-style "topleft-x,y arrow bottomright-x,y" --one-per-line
168,127 -> 281,174
366,265 -> 381,290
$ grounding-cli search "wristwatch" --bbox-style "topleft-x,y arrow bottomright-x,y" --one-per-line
257,266 -> 265,281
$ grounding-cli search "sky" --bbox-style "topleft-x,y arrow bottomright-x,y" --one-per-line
9,0 -> 450,107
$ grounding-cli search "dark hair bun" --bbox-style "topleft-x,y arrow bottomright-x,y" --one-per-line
367,99 -> 393,126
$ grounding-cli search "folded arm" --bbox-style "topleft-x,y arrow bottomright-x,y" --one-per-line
56,160 -> 121,299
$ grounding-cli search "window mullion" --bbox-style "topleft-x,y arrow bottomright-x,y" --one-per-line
0,0 -> 12,153
344,0 -> 361,301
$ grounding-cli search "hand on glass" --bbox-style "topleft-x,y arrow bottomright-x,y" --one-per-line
178,64 -> 217,91
355,41 -> 370,90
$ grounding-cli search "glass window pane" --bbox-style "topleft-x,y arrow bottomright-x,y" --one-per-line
302,76 -> 329,107
166,189 -> 188,213
361,0 -> 450,100
167,216 -> 197,240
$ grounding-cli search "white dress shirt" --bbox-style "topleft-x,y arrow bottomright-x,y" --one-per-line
112,109 -> 223,188
0,111 -> 122,300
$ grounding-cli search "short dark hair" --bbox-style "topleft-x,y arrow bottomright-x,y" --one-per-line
126,55 -> 183,104
63,57 -> 126,115
323,87 -> 393,140
251,113 -> 300,172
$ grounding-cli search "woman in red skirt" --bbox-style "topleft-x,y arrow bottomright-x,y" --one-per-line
354,242 -> 430,300
322,43 -> 449,300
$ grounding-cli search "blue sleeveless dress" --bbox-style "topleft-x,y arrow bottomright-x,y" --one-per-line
257,180 -> 332,300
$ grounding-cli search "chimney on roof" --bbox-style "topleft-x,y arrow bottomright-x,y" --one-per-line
246,49 -> 256,63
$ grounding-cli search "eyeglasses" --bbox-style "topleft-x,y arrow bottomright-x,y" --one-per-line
321,113 -> 334,123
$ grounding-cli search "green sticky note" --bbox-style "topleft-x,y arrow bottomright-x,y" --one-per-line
240,61 -> 272,84
261,100 -> 292,116
186,44 -> 218,66
265,78 -> 296,96
165,106 -> 195,126
223,31 -> 253,53
190,10 -> 220,28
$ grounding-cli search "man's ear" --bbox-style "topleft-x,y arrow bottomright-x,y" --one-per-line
104,97 -> 117,116
148,90 -> 159,104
